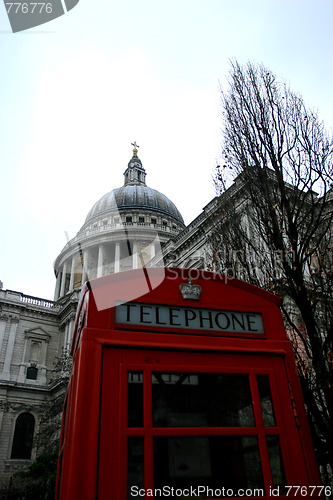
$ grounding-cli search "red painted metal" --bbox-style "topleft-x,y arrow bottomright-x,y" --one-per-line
55,268 -> 321,500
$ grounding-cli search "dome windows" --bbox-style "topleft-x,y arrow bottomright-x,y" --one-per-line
84,185 -> 184,227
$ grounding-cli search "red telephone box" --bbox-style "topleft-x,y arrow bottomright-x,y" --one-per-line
55,268 -> 321,500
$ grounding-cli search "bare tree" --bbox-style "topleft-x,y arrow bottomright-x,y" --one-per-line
212,60 -> 333,479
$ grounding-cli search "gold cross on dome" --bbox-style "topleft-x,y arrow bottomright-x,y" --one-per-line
131,141 -> 139,157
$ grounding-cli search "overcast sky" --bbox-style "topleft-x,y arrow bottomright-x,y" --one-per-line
0,0 -> 332,299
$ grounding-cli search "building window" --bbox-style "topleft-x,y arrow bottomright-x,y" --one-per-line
26,366 -> 38,380
151,218 -> 157,225
126,216 -> 133,223
139,217 -> 145,223
162,221 -> 167,227
11,413 -> 35,459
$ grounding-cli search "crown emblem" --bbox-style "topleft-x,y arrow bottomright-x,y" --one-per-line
179,278 -> 202,301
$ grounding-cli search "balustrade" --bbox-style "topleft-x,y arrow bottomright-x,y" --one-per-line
0,289 -> 58,309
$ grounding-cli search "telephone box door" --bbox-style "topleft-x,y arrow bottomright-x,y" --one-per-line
99,348 -> 313,499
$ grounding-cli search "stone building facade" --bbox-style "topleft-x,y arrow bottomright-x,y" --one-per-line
0,289 -> 75,487
0,144 -> 188,488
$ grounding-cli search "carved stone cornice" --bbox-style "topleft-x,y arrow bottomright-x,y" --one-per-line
8,314 -> 20,324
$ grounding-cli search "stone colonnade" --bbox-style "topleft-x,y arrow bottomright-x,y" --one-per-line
55,240 -> 157,300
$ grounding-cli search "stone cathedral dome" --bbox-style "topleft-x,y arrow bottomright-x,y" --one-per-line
84,184 -> 184,226
83,144 -> 184,227
53,143 -> 185,300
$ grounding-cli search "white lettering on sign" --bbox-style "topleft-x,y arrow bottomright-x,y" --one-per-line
115,302 -> 264,334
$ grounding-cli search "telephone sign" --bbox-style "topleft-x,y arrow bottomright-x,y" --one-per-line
115,301 -> 265,334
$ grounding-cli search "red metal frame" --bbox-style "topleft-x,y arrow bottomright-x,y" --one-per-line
55,268 -> 321,500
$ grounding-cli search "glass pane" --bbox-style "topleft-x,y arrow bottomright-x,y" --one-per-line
128,371 -> 143,427
257,375 -> 276,426
127,437 -> 144,500
154,436 -> 264,497
152,372 -> 255,427
266,435 -> 287,493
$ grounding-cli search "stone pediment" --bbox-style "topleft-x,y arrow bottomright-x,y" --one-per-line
25,327 -> 50,341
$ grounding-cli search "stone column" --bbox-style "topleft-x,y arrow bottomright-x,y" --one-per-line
97,245 -> 104,278
0,408 -> 5,433
81,249 -> 89,285
114,243 -> 120,273
54,270 -> 62,301
63,322 -> 69,350
1,315 -> 19,381
150,242 -> 156,259
132,242 -> 138,269
39,338 -> 49,385
67,316 -> 75,349
0,316 -> 7,360
17,337 -> 28,383
69,256 -> 76,291
60,261 -> 68,297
